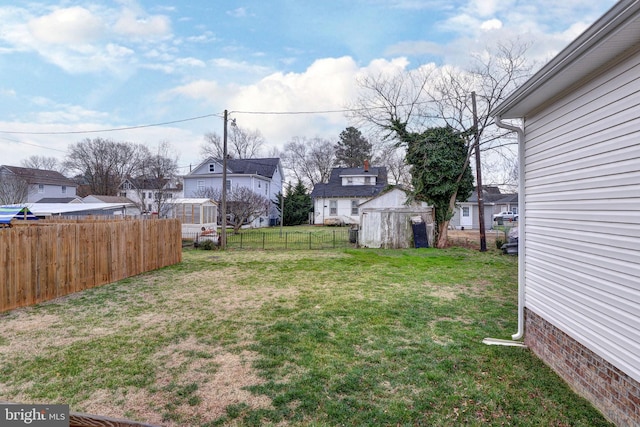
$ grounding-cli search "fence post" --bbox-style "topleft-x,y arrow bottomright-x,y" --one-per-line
285,232 -> 288,249
239,233 -> 243,249
262,233 -> 265,250
309,232 -> 312,249
333,230 -> 336,248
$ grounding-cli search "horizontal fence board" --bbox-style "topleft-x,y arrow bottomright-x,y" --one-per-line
0,218 -> 182,313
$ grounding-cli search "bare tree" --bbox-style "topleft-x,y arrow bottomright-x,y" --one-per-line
201,125 -> 265,160
353,41 -> 530,152
280,137 -> 336,189
372,143 -> 411,186
0,171 -> 30,205
351,39 -> 531,245
133,141 -> 180,216
193,185 -> 270,233
429,40 -> 531,156
64,138 -> 150,196
201,132 -> 223,159
21,155 -> 66,174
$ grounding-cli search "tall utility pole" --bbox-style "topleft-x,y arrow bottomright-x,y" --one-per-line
472,92 -> 487,252
220,110 -> 228,250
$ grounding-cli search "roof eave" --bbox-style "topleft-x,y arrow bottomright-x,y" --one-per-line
492,0 -> 640,119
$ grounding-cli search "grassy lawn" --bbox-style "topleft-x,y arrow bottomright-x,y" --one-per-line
0,248 -> 612,426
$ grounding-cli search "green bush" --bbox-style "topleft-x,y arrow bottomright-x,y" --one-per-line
495,238 -> 505,249
199,240 -> 215,250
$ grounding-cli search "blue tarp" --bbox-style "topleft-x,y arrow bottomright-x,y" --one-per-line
0,206 -> 38,224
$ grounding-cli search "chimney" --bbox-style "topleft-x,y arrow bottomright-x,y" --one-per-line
364,159 -> 369,172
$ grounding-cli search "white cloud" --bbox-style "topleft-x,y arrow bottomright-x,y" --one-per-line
385,40 -> 443,57
480,19 -> 502,31
163,56 -> 413,147
227,7 -> 249,18
28,7 -> 105,45
114,8 -> 171,39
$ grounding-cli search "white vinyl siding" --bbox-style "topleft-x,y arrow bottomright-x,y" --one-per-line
523,50 -> 640,383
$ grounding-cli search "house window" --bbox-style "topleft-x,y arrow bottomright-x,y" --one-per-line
119,192 -> 127,198
364,177 -> 371,184
226,179 -> 231,191
462,207 -> 470,217
512,207 -> 518,214
347,177 -> 353,184
209,163 -> 215,172
61,185 -> 67,194
38,184 -> 44,193
197,180 -> 205,191
351,200 -> 358,215
148,192 -> 152,199
265,183 -> 268,195
258,182 -> 261,188
329,200 -> 337,215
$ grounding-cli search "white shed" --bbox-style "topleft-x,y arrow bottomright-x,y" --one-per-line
490,1 -> 640,425
358,188 -> 434,249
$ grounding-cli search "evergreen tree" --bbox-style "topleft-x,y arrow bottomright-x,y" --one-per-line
334,127 -> 372,168
273,181 -> 312,226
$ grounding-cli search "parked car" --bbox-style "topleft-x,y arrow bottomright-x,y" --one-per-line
493,211 -> 518,221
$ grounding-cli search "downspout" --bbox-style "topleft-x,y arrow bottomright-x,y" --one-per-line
482,116 -> 526,347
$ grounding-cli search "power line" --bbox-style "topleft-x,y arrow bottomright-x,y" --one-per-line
0,113 -> 223,136
0,136 -> 67,153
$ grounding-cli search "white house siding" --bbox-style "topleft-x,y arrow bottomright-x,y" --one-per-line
29,183 -> 76,203
523,51 -> 640,383
313,198 -> 360,225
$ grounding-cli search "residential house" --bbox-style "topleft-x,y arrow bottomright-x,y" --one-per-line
451,186 -> 518,230
489,1 -> 640,424
183,157 -> 283,227
118,177 -> 183,216
0,165 -> 77,203
310,161 -> 388,225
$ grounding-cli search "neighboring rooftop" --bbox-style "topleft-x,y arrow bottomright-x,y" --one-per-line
1,165 -> 76,187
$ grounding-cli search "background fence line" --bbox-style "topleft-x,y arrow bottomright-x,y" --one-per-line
185,228 -> 356,250
0,218 -> 182,313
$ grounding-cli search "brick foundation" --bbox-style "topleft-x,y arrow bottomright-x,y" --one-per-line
525,308 -> 640,426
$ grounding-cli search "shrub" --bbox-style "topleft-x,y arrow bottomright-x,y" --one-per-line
199,240 -> 215,250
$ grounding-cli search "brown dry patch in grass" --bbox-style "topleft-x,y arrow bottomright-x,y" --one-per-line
0,312 -> 83,356
424,284 -> 459,301
77,337 -> 271,426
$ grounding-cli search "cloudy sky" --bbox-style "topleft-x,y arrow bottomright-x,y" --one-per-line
0,0 -> 617,174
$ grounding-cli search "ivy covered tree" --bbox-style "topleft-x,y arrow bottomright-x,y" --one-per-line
335,127 -> 372,168
395,123 -> 475,248
274,180 -> 312,226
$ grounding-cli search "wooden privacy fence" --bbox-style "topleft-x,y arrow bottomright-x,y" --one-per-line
0,218 -> 182,313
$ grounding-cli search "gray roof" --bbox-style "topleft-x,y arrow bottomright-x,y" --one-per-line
310,166 -> 388,198
191,157 -> 280,179
225,158 -> 280,178
35,197 -> 80,203
465,188 -> 518,204
1,165 -> 76,187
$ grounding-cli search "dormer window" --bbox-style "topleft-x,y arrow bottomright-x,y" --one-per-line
364,177 -> 372,184
209,163 -> 215,172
